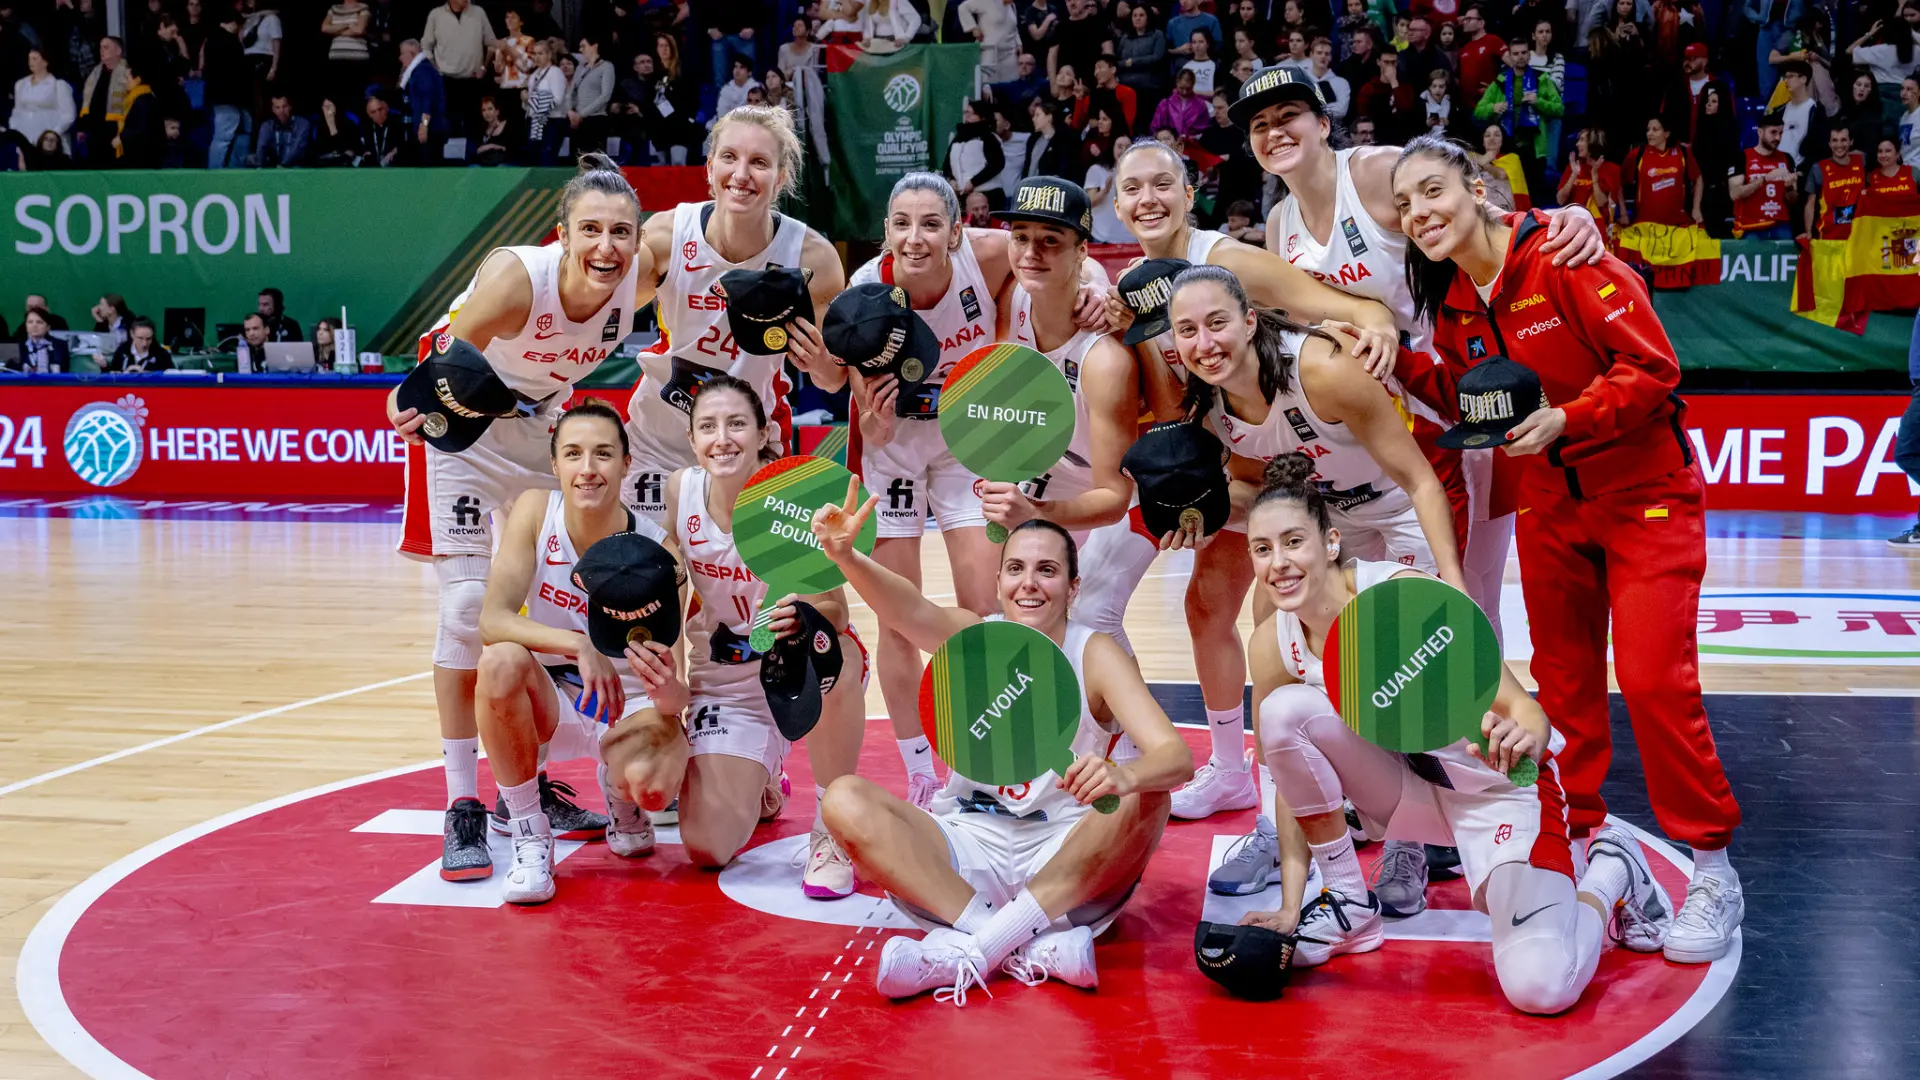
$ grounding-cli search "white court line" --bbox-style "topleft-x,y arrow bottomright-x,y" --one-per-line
0,672 -> 431,800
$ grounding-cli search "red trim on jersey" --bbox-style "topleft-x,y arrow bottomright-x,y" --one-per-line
1126,504 -> 1157,544
399,440 -> 436,557
847,405 -> 866,477
1528,753 -> 1577,881
843,623 -> 872,689
771,368 -> 795,454
877,252 -> 896,285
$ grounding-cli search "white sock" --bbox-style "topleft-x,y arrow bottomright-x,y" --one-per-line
975,888 -> 1051,971
1690,846 -> 1734,883
501,776 -> 542,820
954,892 -> 997,936
537,742 -> 551,771
1581,848 -> 1631,910
1309,835 -> 1367,900
1258,763 -> 1275,818
442,737 -> 479,806
812,785 -> 828,832
1570,836 -> 1590,880
1206,707 -> 1248,770
897,736 -> 935,778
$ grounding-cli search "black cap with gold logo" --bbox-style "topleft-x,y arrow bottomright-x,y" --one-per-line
992,175 -> 1094,239
715,266 -> 815,355
1228,65 -> 1328,130
572,532 -> 684,656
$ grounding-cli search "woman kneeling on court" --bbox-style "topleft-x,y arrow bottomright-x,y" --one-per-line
1235,454 -> 1673,1013
811,492 -> 1193,1005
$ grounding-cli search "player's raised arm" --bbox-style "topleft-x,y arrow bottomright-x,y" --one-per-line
812,476 -> 979,653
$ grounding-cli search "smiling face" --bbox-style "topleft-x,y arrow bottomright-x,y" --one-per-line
1008,221 -> 1084,292
1117,143 -> 1193,245
688,386 -> 766,482
1247,497 -> 1340,612
1247,99 -> 1329,176
1169,278 -> 1256,388
997,528 -> 1077,629
1392,149 -> 1488,263
708,121 -> 784,215
886,187 -> 960,274
552,413 -> 628,510
1880,139 -> 1900,170
559,190 -> 641,290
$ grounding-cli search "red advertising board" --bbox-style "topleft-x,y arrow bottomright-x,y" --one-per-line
1,386 -> 1912,511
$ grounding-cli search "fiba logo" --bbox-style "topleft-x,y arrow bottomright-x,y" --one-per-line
63,397 -> 147,488
883,74 -> 922,112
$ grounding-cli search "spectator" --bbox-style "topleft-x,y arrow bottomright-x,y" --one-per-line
1872,136 -> 1920,204
1335,0 -> 1378,61
990,52 -> 1050,117
1023,94 -> 1080,180
714,57 -> 760,118
1195,88 -> 1252,203
707,0 -> 762,84
1221,55 -> 1257,101
1803,127 -> 1864,238
257,288 -> 301,342
961,0 -> 1020,82
1744,0 -> 1803,101
1151,123 -> 1197,185
1117,6 -> 1168,114
160,116 -> 190,168
1018,0 -> 1064,70
313,99 -> 359,165
1474,38 -> 1558,197
1168,0 -> 1221,61
1224,0 -> 1268,51
778,17 -> 821,79
180,0 -> 213,62
1902,77 -> 1920,167
1694,83 -> 1742,234
1276,29 -> 1311,72
1420,67 -> 1460,137
398,38 -> 449,165
1625,114 -> 1703,225
151,15 -> 195,89
1055,0 -> 1113,90
566,34 -> 613,155
73,35 -> 128,167
1558,126 -> 1625,224
614,52 -> 660,160
18,295 -> 70,334
422,0 -> 496,137
1176,30 -> 1219,97
1084,131 -> 1129,241
964,187 -> 995,227
1073,56 -> 1138,130
848,0 -> 922,49
1527,20 -> 1565,164
1410,0 -> 1461,31
321,0 -> 372,117
651,32 -> 702,164
1586,18 -> 1651,158
1356,46 -> 1417,142
523,38 -> 568,163
357,91 -> 405,166
945,99 -> 1007,208
112,52 -> 162,168
1769,10 -> 1838,115
239,0 -> 283,103
1642,0 -> 1702,75
203,7 -> 251,169
92,294 -> 134,347
1775,59 -> 1828,168
11,49 -> 74,153
254,92 -> 313,166
1337,26 -> 1378,87
496,9 -> 535,95
1350,115 -> 1377,144
1730,109 -> 1798,239
1302,36 -> 1352,122
1470,120 -> 1527,207
1401,16 -> 1452,88
1080,101 -> 1122,166
1151,67 -> 1209,139
235,313 -> 270,373
14,309 -> 69,373
107,318 -> 173,373
1659,42 -> 1725,147
469,93 -> 520,164
1455,5 -> 1504,101
1232,27 -> 1264,71
1222,198 -> 1265,242
1848,9 -> 1920,128
761,67 -> 795,118
993,104 -> 1027,189
23,129 -> 67,170
1843,71 -> 1887,160
1435,20 -> 1461,64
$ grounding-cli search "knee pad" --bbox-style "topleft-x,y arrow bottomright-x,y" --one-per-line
1255,684 -> 1330,761
433,554 -> 490,670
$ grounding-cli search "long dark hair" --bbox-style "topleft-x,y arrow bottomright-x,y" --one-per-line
1395,133 -> 1504,327
1167,265 -> 1321,421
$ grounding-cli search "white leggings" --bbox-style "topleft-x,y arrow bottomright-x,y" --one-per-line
1483,861 -> 1606,1016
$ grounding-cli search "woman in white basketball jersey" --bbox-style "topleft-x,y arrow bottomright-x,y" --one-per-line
386,155 -> 653,884
606,375 -> 871,890
623,105 -> 848,528
1237,453 -> 1673,1014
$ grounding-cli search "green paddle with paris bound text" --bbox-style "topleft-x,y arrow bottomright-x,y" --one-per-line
937,343 -> 1077,543
918,620 -> 1119,814
1321,576 -> 1536,787
733,455 -> 878,653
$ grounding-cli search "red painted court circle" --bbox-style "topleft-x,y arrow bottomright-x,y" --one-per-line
20,728 -> 1736,1079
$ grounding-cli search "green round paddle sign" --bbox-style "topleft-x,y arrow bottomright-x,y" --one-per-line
733,455 -> 877,651
937,343 -> 1077,542
1322,576 -> 1535,786
917,620 -> 1117,813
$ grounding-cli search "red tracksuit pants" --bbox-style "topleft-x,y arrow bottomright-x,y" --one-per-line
1516,464 -> 1742,850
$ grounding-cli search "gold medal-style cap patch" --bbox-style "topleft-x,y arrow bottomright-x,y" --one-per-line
764,326 -> 789,351
626,625 -> 652,645
422,413 -> 450,438
1179,507 -> 1203,532
900,357 -> 926,383
1464,433 -> 1491,447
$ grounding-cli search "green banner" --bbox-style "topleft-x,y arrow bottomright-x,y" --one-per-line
0,168 -> 575,355
1650,239 -> 1913,372
826,44 -> 978,241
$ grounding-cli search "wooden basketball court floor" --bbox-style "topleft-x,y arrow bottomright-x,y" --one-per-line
3,505 -> 1919,1078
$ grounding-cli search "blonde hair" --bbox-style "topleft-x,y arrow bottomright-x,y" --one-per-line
708,105 -> 805,202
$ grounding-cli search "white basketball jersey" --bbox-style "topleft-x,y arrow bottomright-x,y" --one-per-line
931,617 -> 1137,820
672,467 -> 766,691
1206,332 -> 1401,505
1143,229 -> 1229,383
431,243 -> 639,401
1008,285 -> 1097,502
524,491 -> 648,700
850,232 -> 997,383
1274,149 -> 1430,357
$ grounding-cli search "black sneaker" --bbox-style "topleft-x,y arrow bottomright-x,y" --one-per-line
1425,844 -> 1463,881
1889,523 -> 1920,551
492,774 -> 610,840
440,797 -> 493,882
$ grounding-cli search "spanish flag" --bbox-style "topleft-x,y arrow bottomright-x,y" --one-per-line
1792,182 -> 1920,331
1616,222 -> 1723,289
1791,236 -> 1869,333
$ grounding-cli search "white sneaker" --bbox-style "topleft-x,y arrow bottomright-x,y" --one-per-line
801,826 -> 856,900
1291,889 -> 1385,968
648,798 -> 679,826
1585,826 -> 1671,953
875,928 -> 991,1005
1663,868 -> 1744,964
1004,926 -> 1097,989
906,771 -> 941,811
501,813 -> 555,905
1170,753 -> 1259,820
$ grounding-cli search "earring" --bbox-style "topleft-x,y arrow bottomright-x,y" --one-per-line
1327,542 -> 1339,558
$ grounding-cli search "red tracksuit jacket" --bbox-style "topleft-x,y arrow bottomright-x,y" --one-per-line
1398,211 -> 1696,500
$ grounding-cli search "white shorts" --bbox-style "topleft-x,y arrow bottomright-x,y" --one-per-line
1331,487 -> 1437,573
540,670 -> 654,764
1069,506 -> 1161,641
683,627 -> 871,776
896,805 -> 1138,935
857,419 -> 987,538
1363,757 -> 1574,911
398,399 -> 563,560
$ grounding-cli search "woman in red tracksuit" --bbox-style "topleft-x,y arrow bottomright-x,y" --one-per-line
1385,133 -> 1744,965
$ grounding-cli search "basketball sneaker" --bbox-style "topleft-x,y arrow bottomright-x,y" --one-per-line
1587,826 -> 1674,953
907,771 -> 941,811
599,762 -> 655,858
501,813 -> 556,905
1370,840 -> 1429,917
760,770 -> 791,822
1664,867 -> 1744,964
1888,522 -> 1920,551
876,928 -> 991,1006
440,797 -> 493,882
490,774 -> 609,840
649,799 -> 680,826
1291,888 -> 1385,968
801,826 -> 856,899
1004,926 -> 1097,989
1170,752 -> 1260,820
1425,844 -> 1463,881
1209,815 -> 1282,896
1344,800 -> 1371,845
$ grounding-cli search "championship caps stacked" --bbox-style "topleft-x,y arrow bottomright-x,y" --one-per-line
714,267 -> 814,355
822,282 -> 942,416
993,175 -> 1094,238
1118,257 -> 1190,346
1121,421 -> 1232,540
396,332 -> 522,452
571,532 -> 683,657
1435,356 -> 1550,450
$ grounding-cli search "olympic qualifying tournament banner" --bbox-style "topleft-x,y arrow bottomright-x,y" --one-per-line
824,44 -> 978,241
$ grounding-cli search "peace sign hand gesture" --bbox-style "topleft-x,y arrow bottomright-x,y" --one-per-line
811,476 -> 878,563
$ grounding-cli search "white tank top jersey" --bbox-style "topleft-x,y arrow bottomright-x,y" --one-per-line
1142,229 -> 1230,383
672,467 -> 766,691
1273,148 -> 1431,357
524,491 -> 649,701
429,243 -> 641,401
1205,330 -> 1398,504
932,616 -> 1139,820
1272,560 -> 1559,793
850,231 -> 997,383
1008,285 -> 1098,502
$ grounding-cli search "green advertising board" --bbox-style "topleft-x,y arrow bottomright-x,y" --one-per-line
826,44 -> 978,241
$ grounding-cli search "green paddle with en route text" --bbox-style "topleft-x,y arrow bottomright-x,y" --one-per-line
936,343 -> 1077,543
918,620 -> 1119,814
1321,576 -> 1536,787
733,455 -> 878,653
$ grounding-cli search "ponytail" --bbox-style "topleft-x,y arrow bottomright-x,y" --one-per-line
560,152 -> 640,227
1167,264 -> 1323,421
1250,452 -> 1332,539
